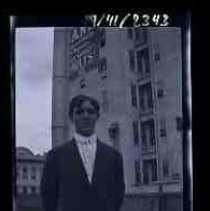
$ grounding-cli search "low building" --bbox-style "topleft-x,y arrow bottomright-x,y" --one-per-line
15,147 -> 46,211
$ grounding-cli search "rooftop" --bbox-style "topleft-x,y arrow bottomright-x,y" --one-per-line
16,147 -> 46,162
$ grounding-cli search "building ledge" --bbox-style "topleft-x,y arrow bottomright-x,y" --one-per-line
126,181 -> 183,195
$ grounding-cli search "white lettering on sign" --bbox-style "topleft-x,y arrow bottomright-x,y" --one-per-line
70,27 -> 92,43
68,28 -> 99,77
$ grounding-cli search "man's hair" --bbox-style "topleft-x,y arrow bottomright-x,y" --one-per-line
69,95 -> 100,120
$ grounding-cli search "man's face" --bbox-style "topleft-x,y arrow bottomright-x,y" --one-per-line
72,101 -> 99,137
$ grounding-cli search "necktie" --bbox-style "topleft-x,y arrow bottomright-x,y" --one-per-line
80,139 -> 95,184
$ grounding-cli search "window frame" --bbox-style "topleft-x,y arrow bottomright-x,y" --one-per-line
99,57 -> 107,72
139,83 -> 153,112
129,49 -> 135,71
136,48 -> 150,76
31,166 -> 37,180
160,118 -> 167,137
134,159 -> 141,185
22,167 -> 28,180
131,84 -> 138,107
132,121 -> 140,145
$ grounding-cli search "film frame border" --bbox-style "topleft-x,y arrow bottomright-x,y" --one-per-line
10,11 -> 193,211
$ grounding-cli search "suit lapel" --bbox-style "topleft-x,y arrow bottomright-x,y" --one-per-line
71,138 -> 90,186
92,140 -> 104,186
71,138 -> 105,187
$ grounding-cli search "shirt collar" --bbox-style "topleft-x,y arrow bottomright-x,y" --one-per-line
74,132 -> 97,145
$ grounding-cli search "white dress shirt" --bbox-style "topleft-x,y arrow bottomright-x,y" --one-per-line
74,133 -> 97,184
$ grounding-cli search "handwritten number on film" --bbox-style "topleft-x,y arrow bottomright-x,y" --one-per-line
161,14 -> 169,26
86,14 -> 170,27
142,14 -> 150,26
152,15 -> 160,26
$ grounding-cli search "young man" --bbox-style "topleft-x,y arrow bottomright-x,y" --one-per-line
41,95 -> 125,211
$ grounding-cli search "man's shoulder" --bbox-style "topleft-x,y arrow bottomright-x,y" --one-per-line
99,140 -> 122,159
46,141 -> 73,158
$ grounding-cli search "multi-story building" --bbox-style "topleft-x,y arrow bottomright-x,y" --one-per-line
52,27 -> 183,197
15,147 -> 46,211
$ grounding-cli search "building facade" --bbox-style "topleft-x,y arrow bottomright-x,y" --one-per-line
15,147 -> 45,211
52,27 -> 183,196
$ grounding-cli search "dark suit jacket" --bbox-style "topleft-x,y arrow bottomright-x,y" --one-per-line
41,138 -> 125,211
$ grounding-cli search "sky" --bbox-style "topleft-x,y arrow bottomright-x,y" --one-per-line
15,27 -> 54,155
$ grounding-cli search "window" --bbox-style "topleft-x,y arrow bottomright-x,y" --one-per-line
129,50 -> 135,71
101,74 -> 107,80
154,43 -> 160,61
155,53 -> 160,61
134,28 -> 148,44
138,83 -> 153,112
81,55 -> 85,66
172,173 -> 180,180
135,159 -> 141,184
100,28 -> 106,47
80,78 -> 86,89
157,88 -> 165,98
136,48 -> 150,76
23,187 -> 27,195
128,28 -> 133,39
148,120 -> 155,146
163,158 -> 169,178
141,124 -> 147,148
22,167 -> 28,180
157,80 -> 165,98
142,28 -> 148,43
31,187 -> 36,194
136,51 -> 142,74
39,167 -> 43,176
131,84 -> 137,107
99,57 -> 107,72
101,90 -> 108,112
31,167 -> 36,180
134,28 -> 140,41
132,121 -> 139,145
80,84 -> 85,89
68,57 -> 79,80
139,89 -> 145,111
147,85 -> 153,109
160,119 -> 167,137
176,117 -> 183,131
108,122 -> 119,141
141,119 -> 156,149
16,167 -> 20,179
143,159 -> 157,184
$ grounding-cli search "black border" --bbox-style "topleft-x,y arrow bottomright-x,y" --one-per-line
2,10 -> 209,211
1,15 -> 13,210
192,9 -> 210,211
